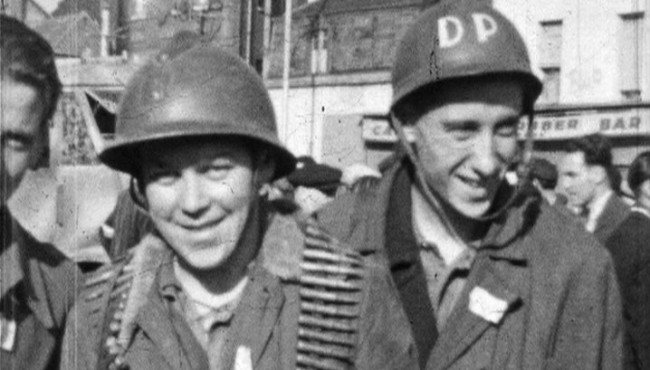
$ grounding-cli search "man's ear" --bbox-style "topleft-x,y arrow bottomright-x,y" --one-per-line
255,150 -> 276,186
588,165 -> 607,185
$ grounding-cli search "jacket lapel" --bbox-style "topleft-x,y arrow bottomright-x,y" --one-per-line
425,197 -> 535,370
134,283 -> 198,370
221,265 -> 285,369
12,228 -> 56,330
427,254 -> 521,370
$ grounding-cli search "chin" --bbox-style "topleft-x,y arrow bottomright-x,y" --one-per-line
174,241 -> 235,272
451,200 -> 492,220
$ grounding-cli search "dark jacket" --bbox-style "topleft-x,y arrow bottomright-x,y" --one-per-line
318,157 -> 623,370
0,212 -> 80,370
606,210 -> 650,370
594,193 -> 630,244
62,209 -> 418,370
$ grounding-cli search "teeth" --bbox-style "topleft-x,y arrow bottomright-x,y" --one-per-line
463,178 -> 481,187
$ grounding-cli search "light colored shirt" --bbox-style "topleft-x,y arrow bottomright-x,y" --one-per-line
419,245 -> 476,330
160,258 -> 248,370
175,260 -> 248,370
586,190 -> 613,233
411,186 -> 477,330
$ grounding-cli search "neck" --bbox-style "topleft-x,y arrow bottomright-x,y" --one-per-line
411,186 -> 486,246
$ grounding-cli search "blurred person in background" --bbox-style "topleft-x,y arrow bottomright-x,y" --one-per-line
559,133 -> 630,243
286,156 -> 342,215
341,163 -> 382,194
529,157 -> 567,206
606,151 -> 650,370
0,14 -> 80,370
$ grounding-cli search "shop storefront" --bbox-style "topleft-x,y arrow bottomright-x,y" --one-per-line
527,103 -> 650,181
332,103 -> 650,181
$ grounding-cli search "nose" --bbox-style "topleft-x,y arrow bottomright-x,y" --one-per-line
180,170 -> 209,216
471,132 -> 500,177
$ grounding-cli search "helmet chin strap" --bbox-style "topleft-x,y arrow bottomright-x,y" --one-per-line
390,112 -> 536,242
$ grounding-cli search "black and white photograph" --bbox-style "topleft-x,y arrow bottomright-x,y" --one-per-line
1,0 -> 649,369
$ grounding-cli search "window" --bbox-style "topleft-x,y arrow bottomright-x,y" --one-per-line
540,68 -> 561,104
310,19 -> 328,74
619,12 -> 644,100
538,20 -> 563,104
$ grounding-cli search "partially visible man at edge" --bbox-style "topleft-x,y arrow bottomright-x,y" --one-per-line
318,1 -> 623,369
0,14 -> 80,369
606,151 -> 650,370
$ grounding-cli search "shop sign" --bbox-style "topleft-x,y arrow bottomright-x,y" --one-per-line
362,117 -> 398,143
519,109 -> 650,140
362,109 -> 650,143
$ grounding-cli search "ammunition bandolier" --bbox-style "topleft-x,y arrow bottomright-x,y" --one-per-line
65,209 -> 417,370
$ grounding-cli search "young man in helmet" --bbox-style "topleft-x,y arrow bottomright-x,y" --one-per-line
319,1 -> 623,369
61,33 -> 416,370
0,15 -> 80,369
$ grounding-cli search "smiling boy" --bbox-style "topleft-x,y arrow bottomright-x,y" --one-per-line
61,33 -> 416,370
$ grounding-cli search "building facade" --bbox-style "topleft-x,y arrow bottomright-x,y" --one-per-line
497,0 -> 650,183
264,0 -> 420,168
265,0 -> 650,184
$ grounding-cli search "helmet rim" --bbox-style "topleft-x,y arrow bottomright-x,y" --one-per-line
99,121 -> 296,181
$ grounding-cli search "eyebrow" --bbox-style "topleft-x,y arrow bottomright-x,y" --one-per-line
2,130 -> 35,145
442,120 -> 480,129
497,117 -> 521,126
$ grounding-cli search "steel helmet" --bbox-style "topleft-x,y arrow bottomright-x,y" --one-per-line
99,33 -> 296,180
391,0 -> 542,114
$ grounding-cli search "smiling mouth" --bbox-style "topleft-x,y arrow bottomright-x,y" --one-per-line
458,175 -> 486,189
179,219 -> 222,231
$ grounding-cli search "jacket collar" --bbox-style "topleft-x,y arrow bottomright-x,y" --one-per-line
133,205 -> 290,369
363,156 -> 534,264
220,262 -> 285,368
1,215 -> 56,329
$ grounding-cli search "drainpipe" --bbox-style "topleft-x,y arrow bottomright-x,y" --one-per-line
100,1 -> 110,57
281,0 -> 292,144
645,0 -> 650,100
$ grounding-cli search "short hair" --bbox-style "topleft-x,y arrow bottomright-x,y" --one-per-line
627,151 -> 650,194
565,133 -> 613,168
1,15 -> 61,126
529,158 -> 558,190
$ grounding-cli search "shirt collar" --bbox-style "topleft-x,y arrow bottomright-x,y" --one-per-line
586,190 -> 613,232
158,249 -> 181,301
631,205 -> 650,219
